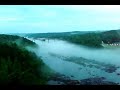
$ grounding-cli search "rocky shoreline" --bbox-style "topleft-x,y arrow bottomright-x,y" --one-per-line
47,73 -> 118,85
47,53 -> 120,85
49,53 -> 119,73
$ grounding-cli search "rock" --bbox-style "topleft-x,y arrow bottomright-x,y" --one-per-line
80,77 -> 117,85
78,67 -> 82,70
104,66 -> 117,73
71,75 -> 74,77
66,80 -> 80,85
117,73 -> 120,75
47,80 -> 64,85
47,72 -> 118,85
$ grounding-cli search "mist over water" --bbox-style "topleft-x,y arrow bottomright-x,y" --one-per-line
34,39 -> 120,66
27,39 -> 120,84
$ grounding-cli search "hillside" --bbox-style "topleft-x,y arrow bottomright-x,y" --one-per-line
0,34 -> 37,47
0,34 -> 53,85
24,30 -> 120,48
100,30 -> 120,44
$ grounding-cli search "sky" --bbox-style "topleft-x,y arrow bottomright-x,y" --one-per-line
0,5 -> 120,33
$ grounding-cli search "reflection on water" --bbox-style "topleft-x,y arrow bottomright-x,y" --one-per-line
30,39 -> 120,84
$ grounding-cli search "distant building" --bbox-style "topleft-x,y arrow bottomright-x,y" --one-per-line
102,41 -> 120,47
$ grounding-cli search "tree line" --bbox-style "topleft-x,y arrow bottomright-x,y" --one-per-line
0,34 -> 52,85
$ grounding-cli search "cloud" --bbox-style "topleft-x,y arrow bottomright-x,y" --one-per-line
0,17 -> 19,21
61,5 -> 120,12
25,22 -> 51,27
42,11 -> 57,17
0,5 -> 120,33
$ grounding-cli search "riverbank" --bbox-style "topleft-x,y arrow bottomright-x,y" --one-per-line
49,53 -> 119,73
0,41 -> 52,85
47,73 -> 118,85
33,39 -> 120,85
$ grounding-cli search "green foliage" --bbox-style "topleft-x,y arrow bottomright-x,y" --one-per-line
26,32 -> 103,48
100,30 -> 120,44
0,34 -> 37,47
0,41 -> 50,85
65,33 -> 102,48
25,30 -> 120,48
51,33 -> 103,48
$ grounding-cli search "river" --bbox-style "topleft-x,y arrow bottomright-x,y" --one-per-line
27,39 -> 120,85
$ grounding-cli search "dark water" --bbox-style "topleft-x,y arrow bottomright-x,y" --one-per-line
27,39 -> 120,84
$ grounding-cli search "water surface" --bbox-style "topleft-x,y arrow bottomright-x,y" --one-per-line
29,39 -> 120,84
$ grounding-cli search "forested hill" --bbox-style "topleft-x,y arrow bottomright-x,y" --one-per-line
0,34 -> 53,85
24,31 -> 101,39
100,30 -> 120,44
0,34 -> 37,47
23,30 -> 120,48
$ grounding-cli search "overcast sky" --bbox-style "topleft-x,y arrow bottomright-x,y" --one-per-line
0,5 -> 120,33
